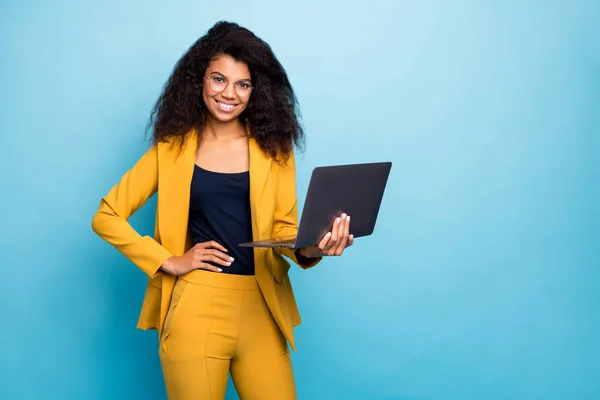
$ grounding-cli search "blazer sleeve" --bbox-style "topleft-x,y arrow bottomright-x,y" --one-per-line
91,145 -> 173,279
271,150 -> 322,269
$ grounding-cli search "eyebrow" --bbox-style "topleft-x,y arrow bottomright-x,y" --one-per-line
208,70 -> 252,82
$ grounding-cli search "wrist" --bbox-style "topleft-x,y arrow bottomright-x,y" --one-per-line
296,247 -> 312,259
161,256 -> 177,275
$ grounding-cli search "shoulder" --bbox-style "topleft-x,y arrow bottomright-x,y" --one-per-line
156,131 -> 197,159
273,147 -> 297,170
267,148 -> 297,183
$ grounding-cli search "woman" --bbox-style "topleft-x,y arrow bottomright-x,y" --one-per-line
92,21 -> 353,399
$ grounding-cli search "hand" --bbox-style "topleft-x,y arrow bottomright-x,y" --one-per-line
161,241 -> 234,275
297,213 -> 354,258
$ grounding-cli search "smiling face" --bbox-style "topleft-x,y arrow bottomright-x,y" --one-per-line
202,55 -> 252,123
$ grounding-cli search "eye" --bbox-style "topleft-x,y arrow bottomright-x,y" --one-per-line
238,82 -> 251,89
212,76 -> 225,83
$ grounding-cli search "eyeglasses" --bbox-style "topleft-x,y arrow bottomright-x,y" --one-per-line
204,74 -> 254,98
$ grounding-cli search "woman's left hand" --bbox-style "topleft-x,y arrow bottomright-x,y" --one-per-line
297,213 -> 354,258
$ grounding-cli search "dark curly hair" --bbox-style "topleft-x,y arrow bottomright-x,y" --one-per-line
146,21 -> 304,162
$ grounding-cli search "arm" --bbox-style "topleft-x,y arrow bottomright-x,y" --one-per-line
91,145 -> 173,278
271,150 -> 322,269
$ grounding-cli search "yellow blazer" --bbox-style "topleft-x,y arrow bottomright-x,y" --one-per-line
92,130 -> 320,351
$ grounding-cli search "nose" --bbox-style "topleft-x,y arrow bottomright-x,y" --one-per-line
221,83 -> 236,100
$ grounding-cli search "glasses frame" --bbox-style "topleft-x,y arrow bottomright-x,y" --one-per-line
204,74 -> 254,98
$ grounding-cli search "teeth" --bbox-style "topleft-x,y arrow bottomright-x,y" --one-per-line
218,101 -> 235,110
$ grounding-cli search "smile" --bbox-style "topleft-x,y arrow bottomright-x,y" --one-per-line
216,100 -> 238,112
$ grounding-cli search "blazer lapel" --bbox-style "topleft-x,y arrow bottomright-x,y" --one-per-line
155,131 -> 197,336
157,131 -> 198,256
247,137 -> 289,341
248,136 -> 271,240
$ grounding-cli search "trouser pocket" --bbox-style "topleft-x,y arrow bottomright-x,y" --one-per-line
160,278 -> 192,352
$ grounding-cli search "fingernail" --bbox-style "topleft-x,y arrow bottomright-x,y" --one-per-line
230,257 -> 235,261
336,217 -> 341,223
226,262 -> 231,266
347,215 -> 351,221
217,268 -> 222,272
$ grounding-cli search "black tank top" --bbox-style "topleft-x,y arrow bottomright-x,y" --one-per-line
188,164 -> 255,275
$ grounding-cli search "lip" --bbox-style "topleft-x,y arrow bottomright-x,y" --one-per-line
215,99 -> 239,113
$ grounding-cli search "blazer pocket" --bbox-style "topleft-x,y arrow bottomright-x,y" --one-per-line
271,251 -> 291,284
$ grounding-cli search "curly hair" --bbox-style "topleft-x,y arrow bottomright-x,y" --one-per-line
146,21 -> 304,162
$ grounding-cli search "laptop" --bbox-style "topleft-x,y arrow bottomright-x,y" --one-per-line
238,161 -> 392,248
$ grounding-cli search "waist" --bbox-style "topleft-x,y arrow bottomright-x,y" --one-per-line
180,269 -> 259,291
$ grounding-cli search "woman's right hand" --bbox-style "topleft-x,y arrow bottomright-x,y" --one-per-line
160,241 -> 234,276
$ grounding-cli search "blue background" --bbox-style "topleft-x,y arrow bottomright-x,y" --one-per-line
1,1 -> 599,399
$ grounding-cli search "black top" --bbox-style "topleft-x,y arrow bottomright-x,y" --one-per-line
188,164 -> 255,275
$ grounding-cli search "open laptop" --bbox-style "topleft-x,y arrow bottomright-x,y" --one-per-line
238,161 -> 392,249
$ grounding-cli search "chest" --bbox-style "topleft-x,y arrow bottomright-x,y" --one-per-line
195,137 -> 249,173
189,165 -> 250,209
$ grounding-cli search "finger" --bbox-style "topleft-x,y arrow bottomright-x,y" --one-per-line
335,215 -> 350,255
326,217 -> 342,251
209,240 -> 229,253
199,262 -> 223,272
328,214 -> 347,255
198,240 -> 228,253
318,232 -> 332,249
207,255 -> 232,267
347,234 -> 354,247
344,215 -> 351,238
209,249 -> 234,263
340,215 -> 351,249
193,247 -> 206,260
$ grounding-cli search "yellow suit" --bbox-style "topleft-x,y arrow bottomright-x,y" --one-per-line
91,130 -> 320,352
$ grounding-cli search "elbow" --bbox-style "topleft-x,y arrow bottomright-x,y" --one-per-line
91,198 -> 120,237
91,211 -> 103,236
91,199 -> 112,237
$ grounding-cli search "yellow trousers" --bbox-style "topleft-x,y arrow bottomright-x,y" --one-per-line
158,269 -> 296,400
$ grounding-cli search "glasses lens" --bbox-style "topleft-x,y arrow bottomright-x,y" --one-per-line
208,76 -> 226,92
235,82 -> 253,97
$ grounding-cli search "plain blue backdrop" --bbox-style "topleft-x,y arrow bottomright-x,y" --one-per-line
1,1 -> 599,399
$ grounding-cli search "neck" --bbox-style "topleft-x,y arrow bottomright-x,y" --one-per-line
203,116 -> 247,141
